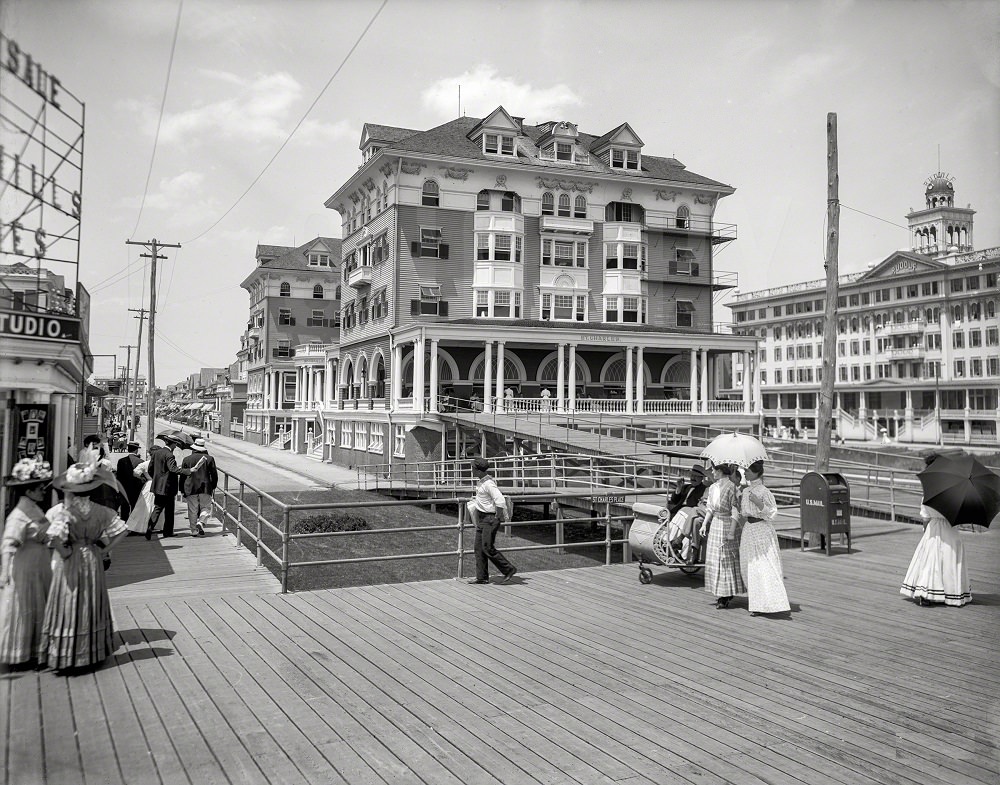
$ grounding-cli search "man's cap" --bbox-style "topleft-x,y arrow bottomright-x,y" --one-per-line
690,464 -> 706,476
472,457 -> 490,473
127,442 -> 140,450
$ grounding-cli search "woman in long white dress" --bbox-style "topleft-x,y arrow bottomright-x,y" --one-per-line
737,460 -> 790,616
900,505 -> 971,606
698,462 -> 745,608
125,460 -> 153,535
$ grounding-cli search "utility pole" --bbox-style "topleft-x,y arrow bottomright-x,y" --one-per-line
125,238 -> 181,449
118,346 -> 133,432
128,308 -> 148,442
816,113 -> 840,472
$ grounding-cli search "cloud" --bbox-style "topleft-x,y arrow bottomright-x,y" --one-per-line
421,65 -> 582,122
115,170 -> 219,226
766,52 -> 840,99
127,71 -> 355,148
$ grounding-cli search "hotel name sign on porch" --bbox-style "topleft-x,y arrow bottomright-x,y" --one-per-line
0,32 -> 83,261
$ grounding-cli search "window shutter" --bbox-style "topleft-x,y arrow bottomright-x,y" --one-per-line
439,244 -> 449,260
410,299 -> 420,315
411,241 -> 421,257
438,301 -> 449,316
668,259 -> 678,275
692,263 -> 700,277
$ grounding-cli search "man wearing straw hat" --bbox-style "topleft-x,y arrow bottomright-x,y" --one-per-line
181,438 -> 218,537
145,434 -> 203,540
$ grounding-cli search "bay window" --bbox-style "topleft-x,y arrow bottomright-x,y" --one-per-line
604,295 -> 647,324
475,289 -> 522,318
476,231 -> 523,263
541,293 -> 587,322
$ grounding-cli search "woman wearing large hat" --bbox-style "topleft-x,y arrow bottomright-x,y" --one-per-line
1,457 -> 54,666
38,462 -> 129,671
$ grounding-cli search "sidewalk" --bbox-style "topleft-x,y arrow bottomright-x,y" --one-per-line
154,418 -> 366,489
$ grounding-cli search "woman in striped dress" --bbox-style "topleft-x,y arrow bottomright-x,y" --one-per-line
699,462 -> 745,608
0,458 -> 54,666
39,464 -> 129,671
737,460 -> 790,616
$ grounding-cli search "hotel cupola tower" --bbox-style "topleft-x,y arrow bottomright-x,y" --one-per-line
907,172 -> 975,259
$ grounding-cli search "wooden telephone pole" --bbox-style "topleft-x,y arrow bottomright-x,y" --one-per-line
118,345 -> 134,431
125,239 -> 180,449
816,113 -> 840,472
128,308 -> 148,442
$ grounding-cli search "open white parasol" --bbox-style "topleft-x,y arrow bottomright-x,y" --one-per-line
700,432 -> 768,469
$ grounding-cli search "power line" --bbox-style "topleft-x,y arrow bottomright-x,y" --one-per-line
181,0 -> 389,245
129,0 -> 184,240
840,202 -> 909,231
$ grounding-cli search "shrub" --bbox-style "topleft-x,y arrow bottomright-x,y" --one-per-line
293,514 -> 370,534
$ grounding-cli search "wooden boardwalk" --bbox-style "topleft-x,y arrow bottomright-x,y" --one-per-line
2,522 -> 997,784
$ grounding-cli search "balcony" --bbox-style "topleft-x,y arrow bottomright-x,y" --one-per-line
347,264 -> 372,289
293,343 -> 331,359
885,346 -> 925,360
877,320 -> 926,336
539,215 -> 593,235
712,270 -> 739,291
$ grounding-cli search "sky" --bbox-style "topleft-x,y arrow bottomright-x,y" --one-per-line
2,0 -> 998,385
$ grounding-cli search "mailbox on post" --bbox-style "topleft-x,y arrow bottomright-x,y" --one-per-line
799,472 -> 852,555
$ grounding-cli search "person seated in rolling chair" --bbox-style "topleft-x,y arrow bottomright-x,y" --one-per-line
667,464 -> 711,562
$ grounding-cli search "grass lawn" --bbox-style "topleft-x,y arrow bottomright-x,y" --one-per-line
215,486 -> 629,591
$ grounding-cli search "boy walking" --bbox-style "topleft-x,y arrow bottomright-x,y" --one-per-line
182,438 -> 218,536
467,457 -> 517,585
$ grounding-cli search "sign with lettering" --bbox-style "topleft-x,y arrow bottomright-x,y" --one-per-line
889,260 -> 918,275
0,308 -> 80,341
0,32 -> 83,280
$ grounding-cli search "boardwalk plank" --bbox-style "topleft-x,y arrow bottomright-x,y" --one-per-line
36,673 -> 84,785
66,672 -> 125,785
7,671 -> 45,785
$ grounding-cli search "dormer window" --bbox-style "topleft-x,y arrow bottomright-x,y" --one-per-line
611,148 -> 639,170
308,253 -> 331,267
484,133 -> 515,156
363,144 -> 381,163
477,190 -> 490,211
556,142 -> 573,161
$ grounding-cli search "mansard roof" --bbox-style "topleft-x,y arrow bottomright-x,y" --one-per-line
360,123 -> 421,150
370,114 -> 730,189
242,237 -> 342,288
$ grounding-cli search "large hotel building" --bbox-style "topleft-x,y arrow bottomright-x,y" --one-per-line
727,174 -> 999,447
237,106 -> 760,466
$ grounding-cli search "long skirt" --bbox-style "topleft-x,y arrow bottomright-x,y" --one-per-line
38,544 -> 115,669
125,481 -> 154,535
900,519 -> 971,606
703,516 -> 745,597
0,541 -> 52,664
740,521 -> 790,614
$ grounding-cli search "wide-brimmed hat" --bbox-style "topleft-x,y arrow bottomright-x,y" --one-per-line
51,462 -> 115,493
472,457 -> 490,473
191,438 -> 208,452
3,457 -> 54,487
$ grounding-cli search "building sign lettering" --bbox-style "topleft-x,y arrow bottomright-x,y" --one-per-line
0,309 -> 81,341
889,260 -> 918,275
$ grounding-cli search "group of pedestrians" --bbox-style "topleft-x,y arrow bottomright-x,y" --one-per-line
0,430 -> 219,674
689,459 -> 791,616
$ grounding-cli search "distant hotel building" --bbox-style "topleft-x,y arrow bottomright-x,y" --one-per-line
728,174 -> 999,446
268,105 -> 760,468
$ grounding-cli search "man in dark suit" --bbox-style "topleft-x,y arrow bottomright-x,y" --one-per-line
181,438 -> 218,537
667,464 -> 708,517
146,435 -> 202,540
115,442 -> 145,515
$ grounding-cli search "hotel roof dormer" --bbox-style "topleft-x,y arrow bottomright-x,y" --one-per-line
465,106 -> 522,158
360,122 -> 420,164
589,122 -> 644,172
534,119 -> 590,164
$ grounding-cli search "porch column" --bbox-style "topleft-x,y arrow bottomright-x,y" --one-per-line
429,339 -> 440,413
276,372 -> 284,409
568,344 -> 577,411
263,373 -> 271,410
625,346 -> 634,414
743,351 -> 751,414
752,352 -> 761,415
636,346 -> 644,414
556,343 -> 565,413
306,367 -> 313,406
391,344 -> 402,409
334,360 -> 343,406
484,341 -> 493,414
700,349 -> 709,414
413,338 -> 425,415
325,361 -> 334,406
689,349 -> 697,413
495,341 -> 506,411
964,389 -> 972,444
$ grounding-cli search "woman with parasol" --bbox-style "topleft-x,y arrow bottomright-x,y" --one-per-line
38,462 -> 130,671
0,457 -> 54,666
698,462 -> 746,608
900,452 -> 990,607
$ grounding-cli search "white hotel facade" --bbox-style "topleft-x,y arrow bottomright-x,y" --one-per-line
727,174 -> 999,447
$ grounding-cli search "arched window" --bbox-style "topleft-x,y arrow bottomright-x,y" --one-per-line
477,189 -> 490,211
313,284 -> 323,299
279,282 -> 290,297
541,192 -> 554,216
574,195 -> 586,218
374,356 -> 386,398
558,194 -> 571,217
421,180 -> 439,207
335,285 -> 341,300
676,205 -> 690,229
501,191 -> 520,213
850,317 -> 859,332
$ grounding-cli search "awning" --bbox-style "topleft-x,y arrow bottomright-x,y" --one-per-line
201,403 -> 214,411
